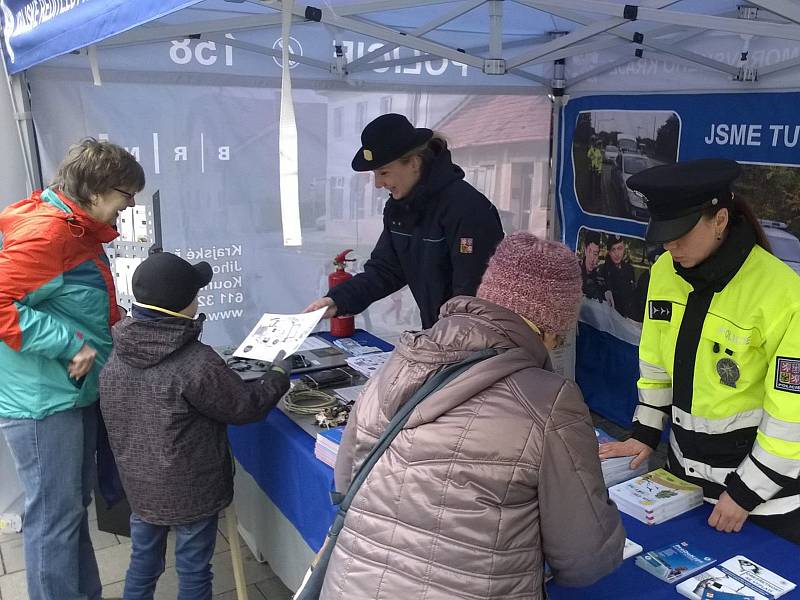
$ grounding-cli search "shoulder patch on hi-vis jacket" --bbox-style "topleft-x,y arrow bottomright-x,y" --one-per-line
648,300 -> 672,322
775,357 -> 800,393
459,238 -> 473,254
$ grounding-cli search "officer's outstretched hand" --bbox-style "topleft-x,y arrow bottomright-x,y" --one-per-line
599,438 -> 653,470
708,492 -> 749,533
304,297 -> 338,319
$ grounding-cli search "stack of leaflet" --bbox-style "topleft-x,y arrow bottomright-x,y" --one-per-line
595,427 -> 649,487
314,426 -> 344,468
677,555 -> 796,600
609,468 -> 703,525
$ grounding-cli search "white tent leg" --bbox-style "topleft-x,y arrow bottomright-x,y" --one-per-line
546,94 -> 562,242
2,64 -> 40,196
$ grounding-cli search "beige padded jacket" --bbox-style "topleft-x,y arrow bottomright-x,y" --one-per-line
321,297 -> 625,600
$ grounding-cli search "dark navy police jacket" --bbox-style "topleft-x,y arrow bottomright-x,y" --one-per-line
327,148 -> 504,329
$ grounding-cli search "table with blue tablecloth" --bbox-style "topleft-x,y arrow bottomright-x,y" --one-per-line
549,506 -> 800,599
227,329 -> 393,590
228,330 -> 799,596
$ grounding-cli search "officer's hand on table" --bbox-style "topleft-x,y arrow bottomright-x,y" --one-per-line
68,343 -> 97,379
708,492 -> 749,533
304,297 -> 338,319
599,438 -> 653,469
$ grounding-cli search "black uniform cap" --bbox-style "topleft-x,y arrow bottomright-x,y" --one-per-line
132,252 -> 213,313
626,158 -> 742,244
351,113 -> 433,172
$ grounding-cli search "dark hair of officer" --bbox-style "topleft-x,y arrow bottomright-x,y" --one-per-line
397,135 -> 449,175
699,192 -> 771,252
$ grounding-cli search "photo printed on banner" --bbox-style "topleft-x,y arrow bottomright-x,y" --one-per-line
735,164 -> 800,277
576,227 -> 663,345
571,110 -> 679,222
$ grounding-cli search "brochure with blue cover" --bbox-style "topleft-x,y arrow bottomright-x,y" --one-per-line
635,541 -> 716,583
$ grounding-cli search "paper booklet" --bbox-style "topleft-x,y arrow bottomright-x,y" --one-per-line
676,555 -> 796,600
233,308 -> 326,363
345,352 -> 392,378
332,385 -> 365,404
609,468 -> 703,524
701,591 -> 756,600
635,541 -> 716,583
314,427 -> 345,469
624,538 -> 643,560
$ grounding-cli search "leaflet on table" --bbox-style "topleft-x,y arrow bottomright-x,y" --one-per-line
333,385 -> 365,404
624,538 -> 643,559
298,336 -> 332,351
635,541 -> 715,583
346,352 -> 392,378
233,308 -> 327,362
676,555 -> 796,600
701,591 -> 755,600
332,338 -> 382,355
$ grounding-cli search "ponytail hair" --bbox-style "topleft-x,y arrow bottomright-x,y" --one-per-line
702,191 -> 771,253
399,133 -> 449,172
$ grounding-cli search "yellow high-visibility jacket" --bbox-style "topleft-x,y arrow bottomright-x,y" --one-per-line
633,234 -> 800,517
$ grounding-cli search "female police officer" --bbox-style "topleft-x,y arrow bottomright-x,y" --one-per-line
305,113 -> 503,330
600,158 -> 800,543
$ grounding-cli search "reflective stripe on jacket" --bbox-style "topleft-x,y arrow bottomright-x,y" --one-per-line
633,244 -> 800,516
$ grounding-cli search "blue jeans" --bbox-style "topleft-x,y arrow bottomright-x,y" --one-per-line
0,405 -> 101,600
124,513 -> 219,600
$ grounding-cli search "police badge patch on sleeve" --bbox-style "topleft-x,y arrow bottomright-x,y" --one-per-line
775,357 -> 800,393
648,300 -> 672,322
459,238 -> 473,254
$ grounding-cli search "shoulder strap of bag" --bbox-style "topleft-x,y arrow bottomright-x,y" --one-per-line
294,347 -> 500,600
337,347 -> 499,511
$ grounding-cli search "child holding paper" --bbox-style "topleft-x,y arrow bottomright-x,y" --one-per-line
100,252 -> 290,600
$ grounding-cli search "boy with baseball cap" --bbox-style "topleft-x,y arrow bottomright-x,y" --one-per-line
100,252 -> 290,599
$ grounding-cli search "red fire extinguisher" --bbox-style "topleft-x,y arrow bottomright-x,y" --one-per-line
329,249 -> 355,337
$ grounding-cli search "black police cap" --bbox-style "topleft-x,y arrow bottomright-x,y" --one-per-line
351,113 -> 433,172
626,158 -> 741,244
132,252 -> 213,313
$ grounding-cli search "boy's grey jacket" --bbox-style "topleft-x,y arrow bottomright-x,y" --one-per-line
322,296 -> 625,599
100,315 -> 289,525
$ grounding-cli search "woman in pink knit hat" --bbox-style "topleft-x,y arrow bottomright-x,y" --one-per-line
318,232 -> 625,600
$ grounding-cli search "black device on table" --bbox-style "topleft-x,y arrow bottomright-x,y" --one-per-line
216,341 -> 349,381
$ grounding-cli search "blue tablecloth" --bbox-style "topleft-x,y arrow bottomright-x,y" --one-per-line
228,329 -> 393,551
229,329 -> 799,596
548,505 -> 800,599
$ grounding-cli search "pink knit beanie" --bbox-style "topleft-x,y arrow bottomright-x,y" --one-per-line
477,232 -> 582,335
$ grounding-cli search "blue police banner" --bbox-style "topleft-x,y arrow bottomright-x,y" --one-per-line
559,92 -> 800,426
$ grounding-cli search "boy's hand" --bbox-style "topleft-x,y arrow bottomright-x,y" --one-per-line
269,350 -> 292,377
